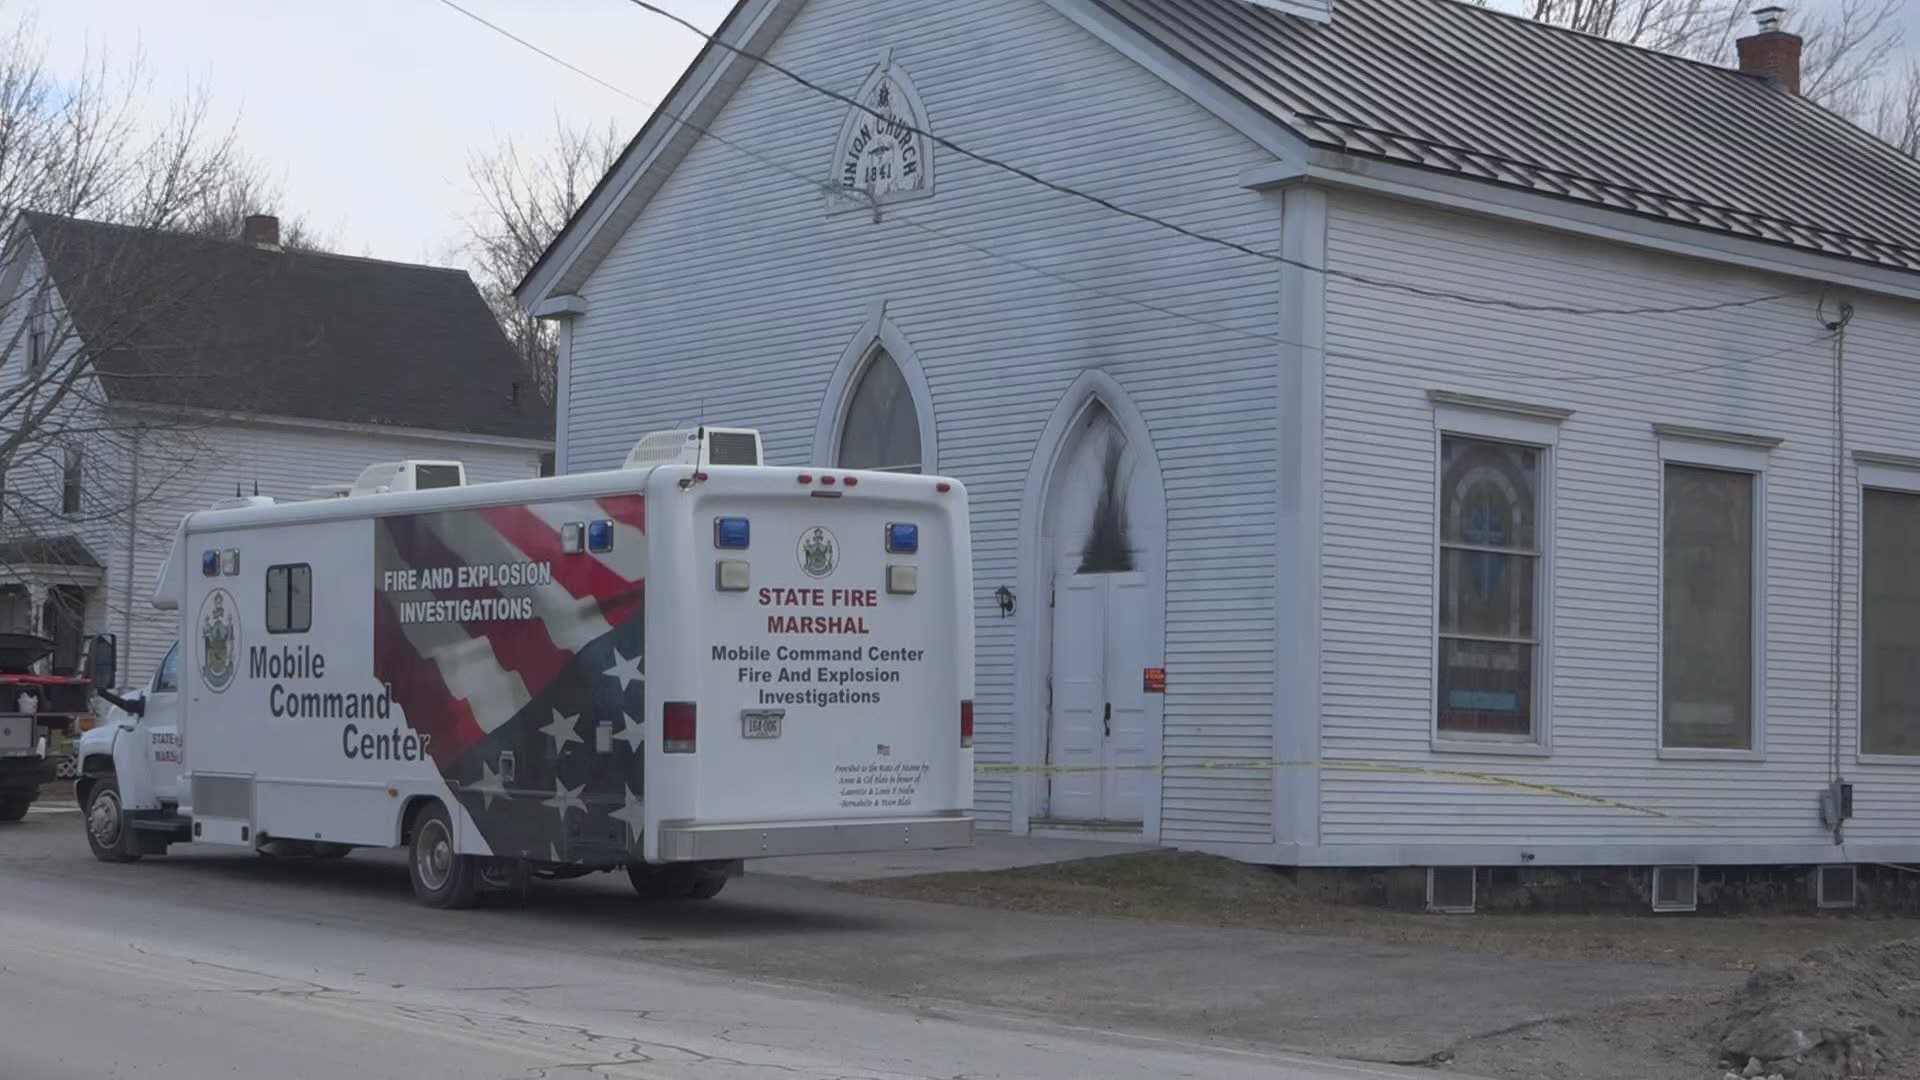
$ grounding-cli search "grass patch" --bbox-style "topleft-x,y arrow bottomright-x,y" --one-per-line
845,850 -> 1920,970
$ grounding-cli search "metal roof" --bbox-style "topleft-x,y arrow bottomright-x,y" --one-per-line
1097,0 -> 1920,272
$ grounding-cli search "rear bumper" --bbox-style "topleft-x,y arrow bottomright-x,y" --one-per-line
657,813 -> 974,862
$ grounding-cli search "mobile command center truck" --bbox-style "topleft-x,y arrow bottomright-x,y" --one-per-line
75,433 -> 975,908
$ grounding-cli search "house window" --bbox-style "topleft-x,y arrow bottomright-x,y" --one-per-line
266,564 -> 313,634
1862,486 -> 1920,756
1661,462 -> 1758,751
27,323 -> 44,374
61,446 -> 81,515
1437,435 -> 1544,739
836,348 -> 922,473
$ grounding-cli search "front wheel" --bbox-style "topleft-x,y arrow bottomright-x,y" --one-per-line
406,802 -> 480,909
84,778 -> 139,862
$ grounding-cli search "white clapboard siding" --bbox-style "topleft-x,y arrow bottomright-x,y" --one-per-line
1317,189 -> 1920,854
106,421 -> 541,686
565,0 -> 1282,840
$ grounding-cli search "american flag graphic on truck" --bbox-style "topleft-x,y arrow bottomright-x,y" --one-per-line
373,495 -> 648,864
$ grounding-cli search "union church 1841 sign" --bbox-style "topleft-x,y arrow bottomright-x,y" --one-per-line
828,57 -> 935,214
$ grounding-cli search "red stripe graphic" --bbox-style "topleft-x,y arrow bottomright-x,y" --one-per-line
380,514 -> 574,702
477,504 -> 643,627
597,494 -> 646,535
373,597 -> 484,767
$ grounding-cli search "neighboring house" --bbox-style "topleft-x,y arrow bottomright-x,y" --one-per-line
1,213 -> 552,685
518,0 -> 1920,876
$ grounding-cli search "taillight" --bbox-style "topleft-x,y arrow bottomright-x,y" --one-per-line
960,700 -> 974,748
663,702 -> 696,753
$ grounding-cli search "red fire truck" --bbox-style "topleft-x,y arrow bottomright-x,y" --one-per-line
0,632 -> 98,821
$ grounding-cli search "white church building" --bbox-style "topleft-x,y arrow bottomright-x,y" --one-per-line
521,0 -> 1920,876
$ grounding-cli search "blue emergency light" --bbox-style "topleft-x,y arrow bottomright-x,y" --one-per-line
587,519 -> 614,553
714,516 -> 751,550
201,549 -> 220,576
885,522 -> 919,554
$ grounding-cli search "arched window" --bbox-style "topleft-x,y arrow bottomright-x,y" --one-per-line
837,349 -> 923,473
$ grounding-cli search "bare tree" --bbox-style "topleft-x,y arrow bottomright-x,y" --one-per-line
0,17 -> 286,669
1518,0 -> 1903,120
465,117 -> 623,404
1869,58 -> 1920,156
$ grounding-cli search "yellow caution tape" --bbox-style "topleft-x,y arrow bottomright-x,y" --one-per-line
976,758 -> 1677,820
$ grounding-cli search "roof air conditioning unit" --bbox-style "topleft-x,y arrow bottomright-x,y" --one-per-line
346,460 -> 467,497
623,427 -> 763,470
208,495 -> 276,512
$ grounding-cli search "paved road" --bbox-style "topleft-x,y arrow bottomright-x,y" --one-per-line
10,805 -> 1723,1078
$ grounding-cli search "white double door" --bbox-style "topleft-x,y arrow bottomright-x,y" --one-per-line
1047,571 -> 1150,824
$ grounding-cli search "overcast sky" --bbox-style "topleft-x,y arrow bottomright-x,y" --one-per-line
25,0 -> 1919,268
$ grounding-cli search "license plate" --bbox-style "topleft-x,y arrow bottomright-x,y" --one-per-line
741,710 -> 783,739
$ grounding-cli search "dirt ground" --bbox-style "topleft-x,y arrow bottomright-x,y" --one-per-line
848,852 -> 1920,1080
846,850 -> 1920,971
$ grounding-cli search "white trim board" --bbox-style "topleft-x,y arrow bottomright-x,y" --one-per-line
1255,153 -> 1920,303
516,0 -> 804,306
110,402 -> 553,452
809,300 -> 940,472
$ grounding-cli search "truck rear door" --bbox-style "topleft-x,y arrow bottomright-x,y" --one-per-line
642,465 -> 973,862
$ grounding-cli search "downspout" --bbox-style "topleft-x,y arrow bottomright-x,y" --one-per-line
122,430 -> 139,679
1824,302 -> 1853,847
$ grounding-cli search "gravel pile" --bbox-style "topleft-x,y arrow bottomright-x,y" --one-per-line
1714,939 -> 1920,1080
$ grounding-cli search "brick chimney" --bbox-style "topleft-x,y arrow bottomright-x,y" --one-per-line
1737,6 -> 1802,95
242,213 -> 281,250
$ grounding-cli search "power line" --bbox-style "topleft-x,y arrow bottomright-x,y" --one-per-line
444,0 -> 1839,394
436,0 -> 831,195
889,207 -> 1838,388
618,0 -> 1813,321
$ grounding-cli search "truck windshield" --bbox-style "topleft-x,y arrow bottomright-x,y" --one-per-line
154,642 -> 179,693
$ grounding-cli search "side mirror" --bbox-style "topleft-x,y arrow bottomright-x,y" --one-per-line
84,633 -> 117,692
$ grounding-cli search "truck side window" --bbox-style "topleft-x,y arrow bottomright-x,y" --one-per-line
266,564 -> 313,634
153,642 -> 179,693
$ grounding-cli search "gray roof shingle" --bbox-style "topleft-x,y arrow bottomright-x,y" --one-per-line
1099,0 -> 1920,271
25,213 -> 552,440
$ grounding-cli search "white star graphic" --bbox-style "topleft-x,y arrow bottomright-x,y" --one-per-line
542,778 -> 586,821
615,713 -> 645,754
469,758 -> 508,811
609,784 -> 645,843
541,710 -> 583,754
604,648 -> 645,691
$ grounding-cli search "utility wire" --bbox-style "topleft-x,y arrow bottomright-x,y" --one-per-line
445,0 -> 1839,394
891,206 -> 1838,387
618,0 -> 1813,320
437,0 -> 835,195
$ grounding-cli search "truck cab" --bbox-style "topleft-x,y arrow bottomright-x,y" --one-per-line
75,640 -> 184,857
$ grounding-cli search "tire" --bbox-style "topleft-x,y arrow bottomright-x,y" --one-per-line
627,861 -> 730,901
0,795 -> 31,822
406,802 -> 480,909
84,777 -> 140,863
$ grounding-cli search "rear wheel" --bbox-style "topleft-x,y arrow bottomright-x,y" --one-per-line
0,794 -> 31,822
406,803 -> 479,909
627,861 -> 731,901
84,777 -> 139,862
